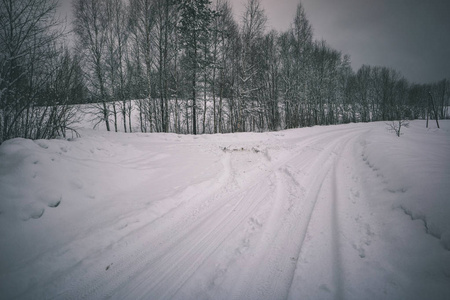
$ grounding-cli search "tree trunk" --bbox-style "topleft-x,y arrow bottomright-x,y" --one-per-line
192,36 -> 198,135
429,92 -> 440,129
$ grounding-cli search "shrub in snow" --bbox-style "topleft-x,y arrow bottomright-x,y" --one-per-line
386,120 -> 409,137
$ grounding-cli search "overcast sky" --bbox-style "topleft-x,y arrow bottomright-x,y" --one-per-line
230,0 -> 450,84
58,0 -> 449,84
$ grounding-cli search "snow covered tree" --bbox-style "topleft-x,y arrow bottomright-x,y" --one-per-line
237,0 -> 267,132
211,0 -> 239,133
278,2 -> 313,129
290,1 -> 313,127
261,30 -> 280,131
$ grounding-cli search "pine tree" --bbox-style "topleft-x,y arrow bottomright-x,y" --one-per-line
179,0 -> 216,134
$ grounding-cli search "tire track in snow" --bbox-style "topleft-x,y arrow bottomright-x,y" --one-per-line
282,132 -> 354,299
50,126 -> 368,300
122,181 -> 274,300
329,134 -> 356,300
57,151 -> 279,300
286,129 -> 368,300
225,128 -> 368,300
52,153 -> 235,299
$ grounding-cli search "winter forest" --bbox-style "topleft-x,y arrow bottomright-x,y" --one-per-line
1,0 -> 449,143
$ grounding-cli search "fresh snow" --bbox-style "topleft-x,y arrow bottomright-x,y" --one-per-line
0,120 -> 449,299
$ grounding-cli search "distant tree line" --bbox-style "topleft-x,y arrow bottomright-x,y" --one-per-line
1,0 -> 449,143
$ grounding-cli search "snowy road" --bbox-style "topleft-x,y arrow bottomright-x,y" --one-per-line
1,122 -> 450,299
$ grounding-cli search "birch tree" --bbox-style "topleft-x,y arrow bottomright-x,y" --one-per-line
238,0 -> 267,131
73,0 -> 111,131
105,0 -> 129,132
129,0 -> 156,132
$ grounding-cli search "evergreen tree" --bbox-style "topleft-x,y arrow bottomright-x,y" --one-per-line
178,0 -> 216,134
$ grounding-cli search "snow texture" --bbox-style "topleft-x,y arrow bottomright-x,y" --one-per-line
1,119 -> 449,299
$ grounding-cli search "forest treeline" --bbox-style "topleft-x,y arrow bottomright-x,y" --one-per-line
1,0 -> 449,143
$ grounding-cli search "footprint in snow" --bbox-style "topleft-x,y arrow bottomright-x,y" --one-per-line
48,199 -> 61,208
36,141 -> 49,149
70,178 -> 84,189
39,191 -> 62,208
21,202 -> 45,220
352,242 -> 366,259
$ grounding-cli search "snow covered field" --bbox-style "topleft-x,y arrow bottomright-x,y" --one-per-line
1,120 -> 449,299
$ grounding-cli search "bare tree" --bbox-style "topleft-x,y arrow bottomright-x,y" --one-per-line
238,0 -> 267,132
428,91 -> 440,128
154,0 -> 179,132
387,120 -> 409,137
0,0 -> 76,143
129,0 -> 156,132
352,65 -> 371,122
261,30 -> 280,131
291,2 -> 312,127
73,0 -> 111,131
278,2 -> 313,129
104,0 -> 129,132
37,46 -> 83,138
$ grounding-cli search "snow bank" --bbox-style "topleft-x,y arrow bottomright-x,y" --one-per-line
361,120 -> 450,250
0,130 -> 225,298
0,138 -> 66,221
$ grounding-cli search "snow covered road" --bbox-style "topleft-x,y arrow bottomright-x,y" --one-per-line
1,121 -> 449,299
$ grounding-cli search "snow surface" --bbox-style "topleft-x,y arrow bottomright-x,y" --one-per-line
1,120 -> 449,299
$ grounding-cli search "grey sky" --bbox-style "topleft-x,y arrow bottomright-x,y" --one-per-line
230,0 -> 450,84
58,0 -> 449,84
